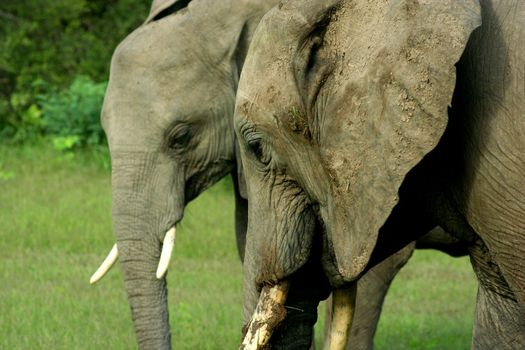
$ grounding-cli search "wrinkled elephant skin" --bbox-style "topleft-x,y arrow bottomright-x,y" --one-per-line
235,0 -> 525,348
98,0 -> 278,348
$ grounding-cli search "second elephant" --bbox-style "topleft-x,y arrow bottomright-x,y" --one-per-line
93,0 -> 278,348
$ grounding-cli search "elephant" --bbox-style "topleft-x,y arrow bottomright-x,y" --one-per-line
327,226 -> 468,350
234,0 -> 524,348
92,1 -> 492,348
89,0 -> 280,348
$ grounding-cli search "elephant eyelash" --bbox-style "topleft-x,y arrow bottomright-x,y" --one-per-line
240,124 -> 273,168
167,124 -> 193,150
245,137 -> 272,167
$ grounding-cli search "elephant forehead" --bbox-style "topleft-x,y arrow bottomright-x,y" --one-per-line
235,93 -> 275,128
112,19 -> 194,72
236,60 -> 306,139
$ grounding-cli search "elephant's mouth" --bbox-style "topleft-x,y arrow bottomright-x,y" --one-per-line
242,215 -> 358,350
241,281 -> 357,350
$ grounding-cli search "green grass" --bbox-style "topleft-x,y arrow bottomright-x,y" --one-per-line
313,250 -> 477,350
0,144 -> 477,349
373,251 -> 477,350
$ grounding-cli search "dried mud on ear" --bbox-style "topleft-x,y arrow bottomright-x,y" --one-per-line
312,0 -> 481,281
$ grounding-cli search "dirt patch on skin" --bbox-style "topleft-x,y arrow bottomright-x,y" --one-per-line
287,106 -> 311,138
240,302 -> 287,349
240,283 -> 289,349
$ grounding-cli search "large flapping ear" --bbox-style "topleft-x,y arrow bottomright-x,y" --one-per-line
318,0 -> 481,281
145,0 -> 191,24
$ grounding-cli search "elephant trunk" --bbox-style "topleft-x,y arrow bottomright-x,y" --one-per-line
117,236 -> 171,349
111,152 -> 181,350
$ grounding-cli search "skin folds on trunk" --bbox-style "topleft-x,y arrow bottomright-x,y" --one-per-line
118,239 -> 171,349
111,152 -> 181,349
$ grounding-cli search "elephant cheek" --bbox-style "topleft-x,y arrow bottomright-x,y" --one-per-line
255,206 -> 318,286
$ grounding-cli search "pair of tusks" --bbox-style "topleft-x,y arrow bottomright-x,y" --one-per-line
89,227 -> 176,284
240,282 -> 357,350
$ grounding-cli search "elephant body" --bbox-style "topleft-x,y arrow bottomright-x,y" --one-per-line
99,0 -> 279,348
235,0 -> 525,348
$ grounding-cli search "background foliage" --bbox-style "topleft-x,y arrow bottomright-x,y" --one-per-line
0,0 -> 151,147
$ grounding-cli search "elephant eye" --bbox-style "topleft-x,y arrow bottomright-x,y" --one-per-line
168,125 -> 192,149
246,138 -> 270,165
247,139 -> 263,160
240,123 -> 272,166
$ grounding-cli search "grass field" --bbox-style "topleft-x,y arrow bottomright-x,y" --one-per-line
0,144 -> 478,349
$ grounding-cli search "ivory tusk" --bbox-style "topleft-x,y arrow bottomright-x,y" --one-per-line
156,227 -> 176,279
90,244 -> 119,284
323,284 -> 357,350
240,281 -> 290,350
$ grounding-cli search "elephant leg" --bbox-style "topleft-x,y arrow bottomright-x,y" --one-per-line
469,239 -> 525,349
472,285 -> 525,349
349,243 -> 416,350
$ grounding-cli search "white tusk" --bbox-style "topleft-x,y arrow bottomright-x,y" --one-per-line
323,284 -> 357,350
156,227 -> 176,279
240,281 -> 290,350
90,244 -> 119,284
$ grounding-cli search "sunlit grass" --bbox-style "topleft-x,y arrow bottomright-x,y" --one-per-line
373,251 -> 476,350
0,144 -> 477,349
0,143 -> 242,349
313,251 -> 477,350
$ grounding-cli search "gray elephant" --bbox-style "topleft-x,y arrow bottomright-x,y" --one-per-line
329,226 -> 468,350
235,0 -> 525,348
89,0 -> 279,348
90,0 -> 474,349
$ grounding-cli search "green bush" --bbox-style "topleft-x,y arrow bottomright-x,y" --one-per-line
0,0 -> 151,143
40,76 -> 107,149
0,78 -> 50,141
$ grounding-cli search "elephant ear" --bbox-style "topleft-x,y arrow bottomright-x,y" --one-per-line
145,0 -> 191,23
317,0 -> 481,280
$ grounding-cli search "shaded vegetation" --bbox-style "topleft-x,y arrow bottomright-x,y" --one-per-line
0,0 -> 151,144
40,76 -> 107,148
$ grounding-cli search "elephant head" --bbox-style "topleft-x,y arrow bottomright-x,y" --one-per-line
91,0 -> 278,348
234,0 -> 481,346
